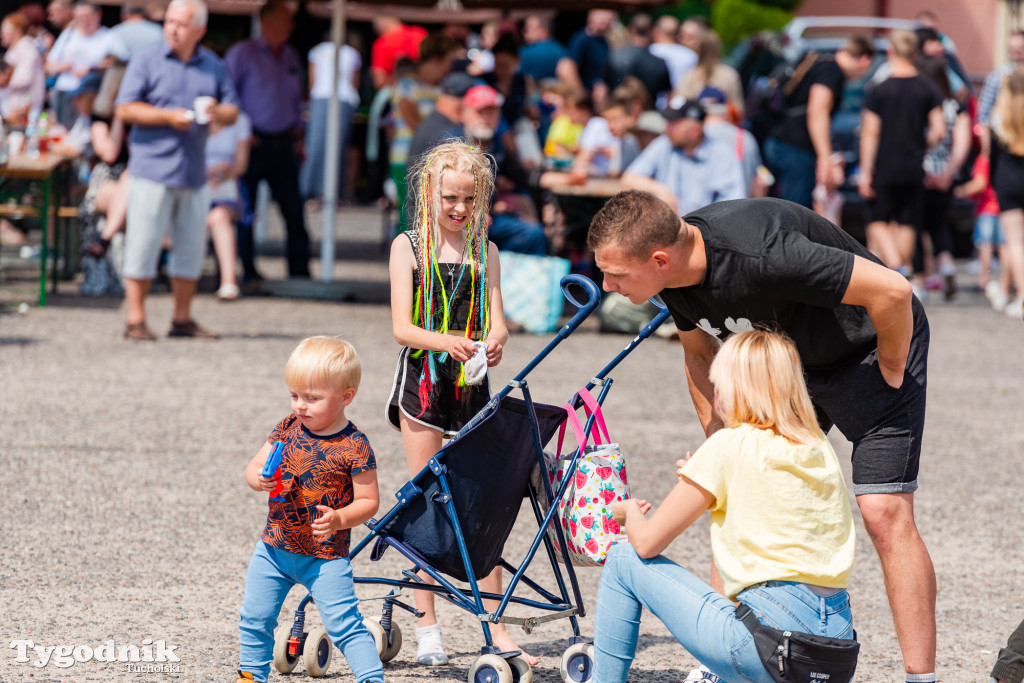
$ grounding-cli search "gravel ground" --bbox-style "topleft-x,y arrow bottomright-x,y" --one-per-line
1,207 -> 1022,683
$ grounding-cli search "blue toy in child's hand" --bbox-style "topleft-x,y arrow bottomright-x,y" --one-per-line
262,441 -> 286,502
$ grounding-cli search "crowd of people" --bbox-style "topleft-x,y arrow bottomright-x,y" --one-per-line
3,4 -> 1023,324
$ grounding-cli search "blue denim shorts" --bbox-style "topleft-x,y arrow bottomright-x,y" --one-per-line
974,213 -> 1004,246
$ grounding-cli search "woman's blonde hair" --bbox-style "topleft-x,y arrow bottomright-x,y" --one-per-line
709,329 -> 822,446
995,68 -> 1024,155
695,30 -> 723,85
284,336 -> 361,394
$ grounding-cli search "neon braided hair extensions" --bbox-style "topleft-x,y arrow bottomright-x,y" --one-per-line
406,140 -> 496,413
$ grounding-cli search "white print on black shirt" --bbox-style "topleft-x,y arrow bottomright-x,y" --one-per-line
696,316 -> 754,339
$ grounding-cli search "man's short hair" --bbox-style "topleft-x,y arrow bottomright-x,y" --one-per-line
628,14 -> 651,39
588,190 -> 682,259
492,33 -> 519,58
285,337 -> 361,394
844,34 -> 875,60
654,15 -> 678,37
419,32 -> 458,62
167,0 -> 207,27
524,14 -> 552,34
889,29 -> 918,59
259,0 -> 289,22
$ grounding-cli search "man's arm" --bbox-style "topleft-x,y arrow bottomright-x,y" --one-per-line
925,105 -> 946,149
116,101 -> 192,131
805,83 -> 835,187
555,56 -> 583,95
841,255 -> 914,389
620,171 -> 679,212
678,327 -> 723,436
213,102 -> 239,126
858,109 -> 881,199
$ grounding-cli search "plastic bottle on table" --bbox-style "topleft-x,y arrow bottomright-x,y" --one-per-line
24,112 -> 39,158
36,112 -> 50,154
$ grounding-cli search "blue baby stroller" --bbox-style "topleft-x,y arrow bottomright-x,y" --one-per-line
274,276 -> 670,683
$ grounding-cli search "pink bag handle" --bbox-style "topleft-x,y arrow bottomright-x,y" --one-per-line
555,387 -> 610,454
577,387 -> 611,444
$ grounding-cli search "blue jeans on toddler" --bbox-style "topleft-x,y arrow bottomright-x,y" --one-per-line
594,543 -> 854,683
239,541 -> 384,683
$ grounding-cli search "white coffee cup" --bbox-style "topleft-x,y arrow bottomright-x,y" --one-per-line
193,96 -> 215,125
8,131 -> 25,155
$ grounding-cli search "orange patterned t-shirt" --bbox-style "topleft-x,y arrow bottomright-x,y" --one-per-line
260,415 -> 376,559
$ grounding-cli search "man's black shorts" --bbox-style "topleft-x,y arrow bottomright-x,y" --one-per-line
805,320 -> 929,496
870,182 -> 926,230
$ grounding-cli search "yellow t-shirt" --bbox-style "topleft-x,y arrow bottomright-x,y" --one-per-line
544,114 -> 583,157
681,423 -> 855,600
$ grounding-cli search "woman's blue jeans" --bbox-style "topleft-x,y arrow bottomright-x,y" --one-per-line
593,543 -> 854,683
763,137 -> 817,210
239,541 -> 384,683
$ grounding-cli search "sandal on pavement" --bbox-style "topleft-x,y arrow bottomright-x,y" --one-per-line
168,319 -> 218,339
124,322 -> 157,341
217,283 -> 240,301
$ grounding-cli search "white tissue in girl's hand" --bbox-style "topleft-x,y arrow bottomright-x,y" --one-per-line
464,341 -> 489,385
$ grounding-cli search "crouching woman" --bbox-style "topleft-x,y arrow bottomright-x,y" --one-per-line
594,329 -> 857,683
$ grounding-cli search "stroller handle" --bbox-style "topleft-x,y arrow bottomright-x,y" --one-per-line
557,275 -> 602,339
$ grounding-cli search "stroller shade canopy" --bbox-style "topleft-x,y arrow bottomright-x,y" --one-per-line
381,395 -> 567,582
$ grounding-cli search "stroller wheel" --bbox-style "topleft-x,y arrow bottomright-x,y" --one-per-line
364,617 -> 403,662
559,643 -> 595,683
302,626 -> 333,677
507,655 -> 533,683
272,627 -> 300,673
469,653 -> 513,683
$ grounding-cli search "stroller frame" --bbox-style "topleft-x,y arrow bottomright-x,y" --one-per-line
345,276 -> 670,681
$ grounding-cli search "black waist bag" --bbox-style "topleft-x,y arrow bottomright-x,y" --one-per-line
735,602 -> 860,683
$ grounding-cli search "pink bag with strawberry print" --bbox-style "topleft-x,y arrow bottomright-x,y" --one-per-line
543,387 -> 631,567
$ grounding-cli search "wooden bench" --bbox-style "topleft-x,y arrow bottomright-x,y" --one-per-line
0,205 -> 79,219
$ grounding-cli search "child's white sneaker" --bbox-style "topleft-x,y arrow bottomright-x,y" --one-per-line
415,624 -> 448,666
1005,296 -> 1023,319
684,664 -> 721,682
986,281 -> 1009,312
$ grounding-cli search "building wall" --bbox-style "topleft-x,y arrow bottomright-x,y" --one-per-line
796,0 -> 1000,76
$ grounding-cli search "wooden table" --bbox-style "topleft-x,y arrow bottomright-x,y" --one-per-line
0,153 -> 71,306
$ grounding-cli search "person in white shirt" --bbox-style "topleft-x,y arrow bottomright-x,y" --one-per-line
648,15 -> 697,93
109,3 -> 162,62
45,2 -> 117,128
0,12 -> 46,124
205,111 -> 252,300
300,36 -> 361,203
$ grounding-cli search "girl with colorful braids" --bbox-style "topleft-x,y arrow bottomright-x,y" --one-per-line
385,140 -> 525,665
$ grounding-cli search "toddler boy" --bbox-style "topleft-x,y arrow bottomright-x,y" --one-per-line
237,337 -> 383,683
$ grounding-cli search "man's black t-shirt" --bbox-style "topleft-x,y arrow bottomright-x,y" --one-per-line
770,59 -> 845,153
605,45 -> 672,104
407,110 -> 463,168
661,198 -> 926,369
863,75 -> 944,185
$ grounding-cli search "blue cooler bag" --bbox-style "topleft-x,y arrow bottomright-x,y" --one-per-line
499,251 -> 571,334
